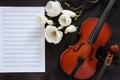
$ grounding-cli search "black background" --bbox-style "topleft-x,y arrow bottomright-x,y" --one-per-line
0,0 -> 120,80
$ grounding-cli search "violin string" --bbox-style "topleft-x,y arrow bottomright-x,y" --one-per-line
79,43 -> 92,61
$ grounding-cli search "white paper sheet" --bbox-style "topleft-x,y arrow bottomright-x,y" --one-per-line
0,7 -> 45,72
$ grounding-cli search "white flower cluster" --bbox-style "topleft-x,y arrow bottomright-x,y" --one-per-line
36,1 -> 77,44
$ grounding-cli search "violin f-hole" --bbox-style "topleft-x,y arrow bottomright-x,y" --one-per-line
89,48 -> 94,60
73,43 -> 85,52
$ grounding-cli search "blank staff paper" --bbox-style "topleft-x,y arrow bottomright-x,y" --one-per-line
0,7 -> 45,72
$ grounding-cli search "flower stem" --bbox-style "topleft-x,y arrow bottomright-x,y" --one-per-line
89,0 -> 100,3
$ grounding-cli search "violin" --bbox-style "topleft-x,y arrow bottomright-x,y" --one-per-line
60,0 -> 115,79
95,44 -> 119,80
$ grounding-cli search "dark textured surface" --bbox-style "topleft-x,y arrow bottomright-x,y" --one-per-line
0,0 -> 120,80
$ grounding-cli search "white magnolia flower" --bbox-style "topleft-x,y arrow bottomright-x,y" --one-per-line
36,15 -> 48,25
45,1 -> 62,17
65,25 -> 77,34
45,25 -> 63,44
58,14 -> 72,26
62,10 -> 77,18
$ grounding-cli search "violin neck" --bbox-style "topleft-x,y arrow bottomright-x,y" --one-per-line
88,0 -> 115,43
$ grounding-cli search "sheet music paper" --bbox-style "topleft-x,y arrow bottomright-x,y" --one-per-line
0,7 -> 45,72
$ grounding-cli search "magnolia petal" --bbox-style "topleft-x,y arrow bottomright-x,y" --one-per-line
47,20 -> 54,25
36,15 -> 48,25
59,14 -> 72,26
62,10 -> 77,18
45,1 -> 62,17
45,25 -> 63,44
46,11 -> 61,17
65,25 -> 77,34
54,31 -> 63,44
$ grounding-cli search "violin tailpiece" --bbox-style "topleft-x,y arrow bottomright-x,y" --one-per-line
71,57 -> 85,76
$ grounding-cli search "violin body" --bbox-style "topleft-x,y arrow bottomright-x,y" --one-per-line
60,17 -> 111,79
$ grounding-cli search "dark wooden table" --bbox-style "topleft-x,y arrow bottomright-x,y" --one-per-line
0,0 -> 120,80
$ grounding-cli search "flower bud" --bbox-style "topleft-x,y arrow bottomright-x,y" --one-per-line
65,25 -> 77,34
62,10 -> 77,18
47,20 -> 54,25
